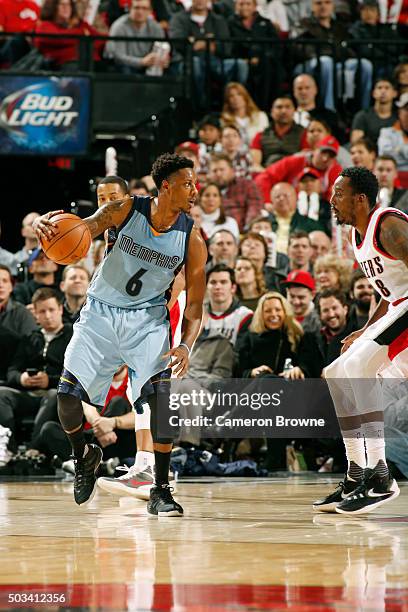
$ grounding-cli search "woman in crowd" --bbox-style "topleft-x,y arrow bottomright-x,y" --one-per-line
220,124 -> 252,180
234,256 -> 266,311
198,183 -> 240,239
239,231 -> 289,292
314,253 -> 353,294
235,291 -> 322,378
235,292 -> 323,471
34,0 -> 105,69
221,82 -> 269,145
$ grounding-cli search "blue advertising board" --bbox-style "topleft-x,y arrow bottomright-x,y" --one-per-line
0,75 -> 90,156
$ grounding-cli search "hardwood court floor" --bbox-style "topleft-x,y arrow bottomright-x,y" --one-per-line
0,476 -> 407,611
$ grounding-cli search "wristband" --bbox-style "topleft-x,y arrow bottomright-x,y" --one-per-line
179,342 -> 191,356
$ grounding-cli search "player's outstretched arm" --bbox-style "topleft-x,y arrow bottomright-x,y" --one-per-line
164,227 -> 207,377
32,197 -> 133,241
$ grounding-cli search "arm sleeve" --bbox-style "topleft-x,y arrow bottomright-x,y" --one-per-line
254,157 -> 288,202
377,128 -> 394,156
106,22 -> 144,67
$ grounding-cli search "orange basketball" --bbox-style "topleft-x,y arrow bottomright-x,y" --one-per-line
39,213 -> 92,265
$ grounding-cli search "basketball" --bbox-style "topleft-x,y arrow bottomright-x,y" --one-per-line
39,213 -> 92,265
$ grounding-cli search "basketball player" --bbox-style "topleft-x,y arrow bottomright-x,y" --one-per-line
314,167 -> 407,515
33,154 -> 207,516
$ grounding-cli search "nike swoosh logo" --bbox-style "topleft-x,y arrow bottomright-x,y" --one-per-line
367,489 -> 392,497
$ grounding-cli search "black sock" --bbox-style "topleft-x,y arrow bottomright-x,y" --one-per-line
154,450 -> 171,486
67,428 -> 87,458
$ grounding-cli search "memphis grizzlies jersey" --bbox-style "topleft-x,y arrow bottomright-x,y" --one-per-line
88,196 -> 193,309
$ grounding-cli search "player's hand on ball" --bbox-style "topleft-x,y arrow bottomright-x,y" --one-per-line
163,345 -> 190,377
33,210 -> 64,240
341,329 -> 365,354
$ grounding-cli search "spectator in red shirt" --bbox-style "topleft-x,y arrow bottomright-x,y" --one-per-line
0,0 -> 39,32
255,135 -> 342,203
34,0 -> 105,69
0,0 -> 40,67
209,152 -> 264,231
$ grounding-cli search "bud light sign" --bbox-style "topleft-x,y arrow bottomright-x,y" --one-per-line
0,75 -> 90,156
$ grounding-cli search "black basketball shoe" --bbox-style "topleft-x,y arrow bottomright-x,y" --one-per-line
336,470 -> 400,515
313,476 -> 363,513
73,444 -> 103,506
147,484 -> 184,517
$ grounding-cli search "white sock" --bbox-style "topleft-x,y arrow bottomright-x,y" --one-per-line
135,451 -> 155,471
343,430 -> 366,480
361,420 -> 387,470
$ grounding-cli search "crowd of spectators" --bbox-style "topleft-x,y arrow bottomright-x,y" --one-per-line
0,0 -> 408,478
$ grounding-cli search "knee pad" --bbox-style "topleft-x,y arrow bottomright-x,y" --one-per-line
58,369 -> 90,402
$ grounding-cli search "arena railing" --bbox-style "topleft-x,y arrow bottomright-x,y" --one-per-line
0,31 -> 406,113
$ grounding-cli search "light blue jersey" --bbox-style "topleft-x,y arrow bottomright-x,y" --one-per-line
61,195 -> 194,406
88,195 -> 193,309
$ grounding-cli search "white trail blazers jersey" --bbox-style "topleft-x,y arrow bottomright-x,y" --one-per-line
352,206 -> 408,303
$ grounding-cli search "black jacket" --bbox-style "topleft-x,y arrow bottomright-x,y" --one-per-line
295,16 -> 355,62
0,298 -> 38,337
319,317 -> 359,366
235,327 -> 323,378
7,324 -> 72,389
227,12 -> 281,61
349,21 -> 402,65
12,279 -> 63,306
169,10 -> 232,59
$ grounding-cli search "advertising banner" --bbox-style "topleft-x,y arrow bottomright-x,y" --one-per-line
0,75 -> 90,156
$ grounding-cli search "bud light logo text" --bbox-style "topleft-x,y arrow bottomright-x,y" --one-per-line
0,76 -> 90,155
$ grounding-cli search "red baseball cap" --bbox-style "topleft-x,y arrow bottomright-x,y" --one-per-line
298,166 -> 320,180
175,141 -> 199,155
317,135 -> 339,155
284,270 -> 316,292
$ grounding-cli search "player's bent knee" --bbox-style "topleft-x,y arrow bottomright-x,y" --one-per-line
57,369 -> 90,402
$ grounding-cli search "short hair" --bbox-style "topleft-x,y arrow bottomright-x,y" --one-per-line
375,154 -> 397,167
350,137 -> 377,155
308,116 -> 332,134
239,232 -> 268,257
272,94 -> 295,107
288,230 -> 311,246
317,288 -> 348,311
248,215 -> 273,231
62,264 -> 91,282
209,228 -> 237,244
32,287 -> 62,306
221,124 -> 241,136
151,153 -> 194,188
350,268 -> 367,292
98,175 -> 129,194
209,152 -> 233,167
0,264 -> 13,283
206,263 -> 236,285
373,77 -> 397,90
340,166 -> 379,210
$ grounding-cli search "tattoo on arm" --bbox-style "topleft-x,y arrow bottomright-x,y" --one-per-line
85,197 -> 132,238
380,216 -> 408,268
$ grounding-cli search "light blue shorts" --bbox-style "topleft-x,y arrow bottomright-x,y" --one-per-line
64,297 -> 170,406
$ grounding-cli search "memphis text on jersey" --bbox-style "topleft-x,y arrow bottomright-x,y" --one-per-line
119,233 -> 181,269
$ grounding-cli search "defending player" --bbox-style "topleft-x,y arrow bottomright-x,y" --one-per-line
33,154 -> 207,516
314,167 -> 407,515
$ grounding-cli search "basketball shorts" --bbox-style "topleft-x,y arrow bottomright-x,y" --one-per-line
63,297 -> 171,406
353,297 -> 408,375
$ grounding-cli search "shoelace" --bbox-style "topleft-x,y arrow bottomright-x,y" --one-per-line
115,464 -> 152,480
154,485 -> 175,502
